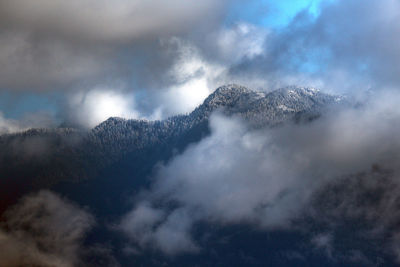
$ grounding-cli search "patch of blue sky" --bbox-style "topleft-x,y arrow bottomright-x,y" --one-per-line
290,45 -> 333,74
0,91 -> 61,119
299,61 -> 321,73
262,0 -> 318,28
227,0 -> 334,29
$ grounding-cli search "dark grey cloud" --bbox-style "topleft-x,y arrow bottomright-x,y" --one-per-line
0,0 -> 226,91
0,0 -> 224,43
0,190 -> 94,267
119,90 -> 400,260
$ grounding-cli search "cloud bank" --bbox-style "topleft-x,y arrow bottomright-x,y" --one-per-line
120,90 -> 400,261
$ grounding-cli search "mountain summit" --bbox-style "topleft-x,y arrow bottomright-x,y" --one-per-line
188,84 -> 342,127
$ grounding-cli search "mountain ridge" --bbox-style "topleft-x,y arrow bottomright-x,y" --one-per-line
88,84 -> 343,161
0,84 -> 345,213
94,84 -> 342,129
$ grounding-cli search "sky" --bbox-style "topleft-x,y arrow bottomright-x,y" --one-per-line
233,0 -> 326,27
0,0 -> 358,130
3,0 -> 399,131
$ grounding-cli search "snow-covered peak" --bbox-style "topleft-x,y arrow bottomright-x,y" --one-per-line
202,84 -> 265,109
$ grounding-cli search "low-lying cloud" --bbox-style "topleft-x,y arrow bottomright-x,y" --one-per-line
0,190 -> 95,267
120,90 -> 400,261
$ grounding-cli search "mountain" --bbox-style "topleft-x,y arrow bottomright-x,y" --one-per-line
89,84 -> 342,158
9,85 -> 396,267
0,84 -> 344,213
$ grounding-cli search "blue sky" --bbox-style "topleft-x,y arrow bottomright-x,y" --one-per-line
0,92 -> 60,119
227,0 -> 327,29
261,0 -> 328,27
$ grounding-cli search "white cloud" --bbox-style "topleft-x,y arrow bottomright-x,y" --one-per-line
216,23 -> 268,63
145,27 -> 268,119
142,38 -> 223,119
120,203 -> 197,255
68,88 -> 139,127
